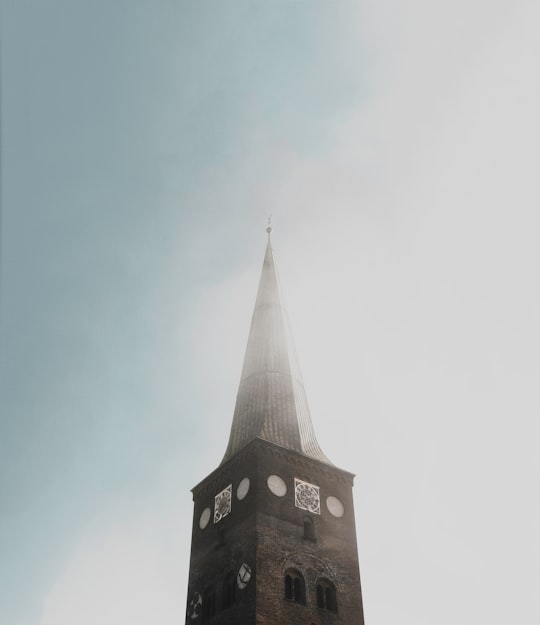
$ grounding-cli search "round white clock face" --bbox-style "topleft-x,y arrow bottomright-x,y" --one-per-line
326,496 -> 345,518
267,474 -> 287,497
236,477 -> 250,500
199,507 -> 211,529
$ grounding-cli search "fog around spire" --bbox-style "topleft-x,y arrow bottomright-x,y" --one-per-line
221,235 -> 332,465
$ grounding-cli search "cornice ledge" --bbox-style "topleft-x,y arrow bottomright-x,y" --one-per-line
254,438 -> 355,485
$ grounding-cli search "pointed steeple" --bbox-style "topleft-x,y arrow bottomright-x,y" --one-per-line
221,228 -> 332,465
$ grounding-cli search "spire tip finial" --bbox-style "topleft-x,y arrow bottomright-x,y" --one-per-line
266,214 -> 272,235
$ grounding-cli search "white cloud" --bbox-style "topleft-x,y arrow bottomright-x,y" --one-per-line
40,3 -> 540,624
188,3 -> 540,624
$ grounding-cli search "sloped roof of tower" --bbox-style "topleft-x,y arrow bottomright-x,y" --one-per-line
221,228 -> 332,466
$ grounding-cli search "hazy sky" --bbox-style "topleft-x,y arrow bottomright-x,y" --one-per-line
1,2 -> 539,625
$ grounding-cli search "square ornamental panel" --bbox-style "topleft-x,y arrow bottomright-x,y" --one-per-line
294,478 -> 320,514
214,484 -> 232,523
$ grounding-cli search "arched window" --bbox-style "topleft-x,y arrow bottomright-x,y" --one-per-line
284,569 -> 306,604
316,579 -> 337,613
222,572 -> 236,609
303,516 -> 315,541
202,585 -> 216,621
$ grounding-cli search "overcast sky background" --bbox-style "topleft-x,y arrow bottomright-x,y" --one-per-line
1,2 -> 539,625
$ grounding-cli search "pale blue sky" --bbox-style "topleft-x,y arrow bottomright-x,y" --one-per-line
1,2 -> 539,625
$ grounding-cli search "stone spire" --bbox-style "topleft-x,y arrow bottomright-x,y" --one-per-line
221,228 -> 332,465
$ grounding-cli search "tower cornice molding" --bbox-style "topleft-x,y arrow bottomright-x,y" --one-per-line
191,439 -> 259,500
191,437 -> 355,502
254,438 -> 355,485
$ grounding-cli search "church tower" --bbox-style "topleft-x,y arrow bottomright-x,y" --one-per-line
185,229 -> 365,625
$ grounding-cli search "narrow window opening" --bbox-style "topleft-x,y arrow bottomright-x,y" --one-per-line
326,587 -> 336,612
284,569 -> 305,605
316,579 -> 337,613
303,517 -> 316,541
293,578 -> 302,602
316,584 -> 325,609
285,575 -> 293,601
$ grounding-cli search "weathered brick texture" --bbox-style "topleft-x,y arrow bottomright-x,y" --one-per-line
185,438 -> 365,625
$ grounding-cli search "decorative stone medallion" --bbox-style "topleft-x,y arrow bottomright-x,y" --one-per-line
187,591 -> 202,619
267,474 -> 287,497
326,495 -> 345,518
237,562 -> 252,589
214,484 -> 232,523
199,507 -> 211,529
294,478 -> 320,514
236,477 -> 250,500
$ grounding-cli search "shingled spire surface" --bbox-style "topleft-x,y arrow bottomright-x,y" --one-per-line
221,231 -> 332,465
